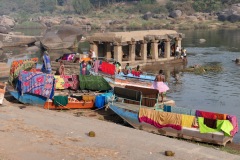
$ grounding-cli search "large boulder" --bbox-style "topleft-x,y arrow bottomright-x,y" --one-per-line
0,25 -> 10,34
40,25 -> 83,50
0,15 -> 15,28
169,10 -> 182,18
143,12 -> 152,20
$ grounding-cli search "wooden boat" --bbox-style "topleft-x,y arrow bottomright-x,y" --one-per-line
8,90 -> 47,106
109,87 -> 236,146
0,82 -> 7,104
44,97 -> 94,110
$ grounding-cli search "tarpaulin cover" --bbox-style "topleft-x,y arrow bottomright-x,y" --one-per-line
79,75 -> 112,91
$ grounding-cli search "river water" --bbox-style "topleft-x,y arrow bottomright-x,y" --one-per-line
144,29 -> 240,143
1,28 -> 240,143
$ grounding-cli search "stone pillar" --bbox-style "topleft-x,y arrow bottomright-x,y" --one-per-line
114,43 -> 122,63
164,40 -> 171,59
90,42 -> 98,57
129,41 -> 136,62
140,41 -> 147,61
105,42 -> 111,59
151,40 -> 158,60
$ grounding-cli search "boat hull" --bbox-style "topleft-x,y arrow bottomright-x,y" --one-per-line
9,91 -> 47,106
44,100 -> 94,110
109,104 -> 233,146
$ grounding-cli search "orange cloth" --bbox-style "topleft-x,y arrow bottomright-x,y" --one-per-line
82,95 -> 95,101
181,114 -> 195,128
139,108 -> 182,126
215,113 -> 227,120
81,57 -> 91,62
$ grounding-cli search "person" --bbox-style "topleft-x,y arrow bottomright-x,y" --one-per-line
115,62 -> 122,74
152,70 -> 169,102
175,45 -> 181,58
86,61 -> 92,75
89,49 -> 96,60
123,63 -> 131,75
58,61 -> 65,75
41,51 -> 52,74
80,60 -> 87,75
136,65 -> 142,73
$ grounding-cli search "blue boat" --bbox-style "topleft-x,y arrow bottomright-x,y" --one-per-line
9,90 -> 47,106
109,87 -> 235,146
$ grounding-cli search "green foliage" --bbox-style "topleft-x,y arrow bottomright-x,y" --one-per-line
192,0 -> 222,13
166,1 -> 175,12
72,0 -> 92,14
40,0 -> 56,13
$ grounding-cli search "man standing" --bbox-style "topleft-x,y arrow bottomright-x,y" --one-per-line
41,51 -> 52,74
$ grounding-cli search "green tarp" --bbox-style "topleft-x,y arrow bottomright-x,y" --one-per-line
79,75 -> 112,91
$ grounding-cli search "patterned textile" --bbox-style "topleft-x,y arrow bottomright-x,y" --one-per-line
101,61 -> 115,75
62,75 -> 79,90
54,75 -> 65,89
18,71 -> 54,99
9,58 -> 38,85
139,108 -> 182,130
41,54 -> 51,74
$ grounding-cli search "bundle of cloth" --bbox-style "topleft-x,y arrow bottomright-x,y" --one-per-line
54,75 -> 79,90
161,105 -> 238,136
17,70 -> 55,99
9,58 -> 38,85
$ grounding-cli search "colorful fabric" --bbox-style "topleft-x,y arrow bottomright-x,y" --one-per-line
227,115 -> 239,136
9,58 -> 38,85
94,60 -> 100,73
82,95 -> 95,101
54,96 -> 68,106
54,75 -> 65,89
101,61 -> 115,75
18,71 -> 54,99
139,108 -> 182,130
41,54 -> 51,74
151,81 -> 169,93
62,75 -> 79,90
196,110 -> 217,119
204,118 -> 217,129
181,114 -> 195,128
131,70 -> 141,77
198,117 -> 233,136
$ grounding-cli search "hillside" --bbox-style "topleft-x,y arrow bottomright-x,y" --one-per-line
0,0 -> 240,30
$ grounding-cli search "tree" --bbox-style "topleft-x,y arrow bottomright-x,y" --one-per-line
192,0 -> 222,13
72,0 -> 92,14
40,0 -> 56,13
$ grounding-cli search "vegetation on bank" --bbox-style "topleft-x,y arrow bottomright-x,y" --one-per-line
1,0 -> 240,30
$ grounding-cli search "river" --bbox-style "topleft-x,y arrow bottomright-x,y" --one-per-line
143,29 -> 240,143
1,28 -> 240,143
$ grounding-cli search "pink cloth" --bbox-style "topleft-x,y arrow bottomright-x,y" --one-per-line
227,115 -> 238,136
151,81 -> 169,93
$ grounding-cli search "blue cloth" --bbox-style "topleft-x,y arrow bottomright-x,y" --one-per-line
41,54 -> 52,74
95,95 -> 106,108
163,105 -> 171,112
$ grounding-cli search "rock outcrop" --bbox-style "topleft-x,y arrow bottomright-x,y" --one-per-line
40,25 -> 83,50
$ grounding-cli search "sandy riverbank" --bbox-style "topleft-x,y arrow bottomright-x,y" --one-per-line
0,98 -> 240,160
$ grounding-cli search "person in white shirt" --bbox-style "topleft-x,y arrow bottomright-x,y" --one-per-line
175,45 -> 181,58
90,49 -> 96,60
